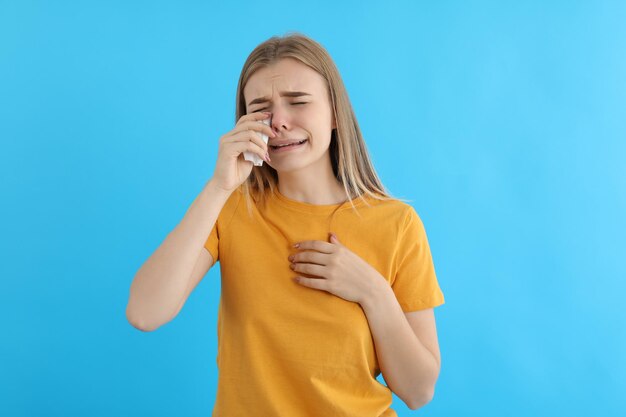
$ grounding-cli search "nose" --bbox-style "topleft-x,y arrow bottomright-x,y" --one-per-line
269,105 -> 289,134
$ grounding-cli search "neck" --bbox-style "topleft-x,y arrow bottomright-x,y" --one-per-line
276,156 -> 346,205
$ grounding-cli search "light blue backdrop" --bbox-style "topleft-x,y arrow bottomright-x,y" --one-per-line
1,1 -> 624,416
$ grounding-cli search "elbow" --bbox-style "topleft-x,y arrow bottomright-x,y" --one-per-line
126,306 -> 159,332
408,360 -> 440,409
128,319 -> 157,333
407,386 -> 435,410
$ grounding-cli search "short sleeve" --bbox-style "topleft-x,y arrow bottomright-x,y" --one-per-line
204,222 -> 219,267
391,206 -> 445,312
202,186 -> 243,268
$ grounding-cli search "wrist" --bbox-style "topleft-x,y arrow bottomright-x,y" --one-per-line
360,272 -> 392,311
205,179 -> 233,201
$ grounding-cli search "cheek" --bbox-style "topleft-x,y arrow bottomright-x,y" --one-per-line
310,135 -> 332,153
301,105 -> 333,145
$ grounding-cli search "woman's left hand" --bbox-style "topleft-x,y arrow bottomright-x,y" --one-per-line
289,232 -> 387,305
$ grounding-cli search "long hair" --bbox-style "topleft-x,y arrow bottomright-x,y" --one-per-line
235,32 -> 410,216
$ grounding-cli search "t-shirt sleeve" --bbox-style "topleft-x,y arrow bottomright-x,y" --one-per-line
391,206 -> 445,312
204,221 -> 219,267
202,186 -> 243,268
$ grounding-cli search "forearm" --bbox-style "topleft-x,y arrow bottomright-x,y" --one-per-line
360,279 -> 440,409
126,179 -> 231,331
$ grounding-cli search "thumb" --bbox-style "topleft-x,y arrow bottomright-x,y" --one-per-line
329,232 -> 340,244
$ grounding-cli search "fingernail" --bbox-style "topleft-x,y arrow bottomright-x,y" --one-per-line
265,152 -> 271,162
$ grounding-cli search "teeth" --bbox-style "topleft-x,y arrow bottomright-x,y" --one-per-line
271,140 -> 306,149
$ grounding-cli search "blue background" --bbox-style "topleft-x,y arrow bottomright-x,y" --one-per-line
1,1 -> 625,416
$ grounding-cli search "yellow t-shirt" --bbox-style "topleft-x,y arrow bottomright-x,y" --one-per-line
204,185 -> 445,416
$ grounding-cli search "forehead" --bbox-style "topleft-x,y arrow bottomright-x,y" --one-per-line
244,58 -> 327,99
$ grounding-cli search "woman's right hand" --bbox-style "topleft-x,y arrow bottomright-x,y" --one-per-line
211,111 -> 276,193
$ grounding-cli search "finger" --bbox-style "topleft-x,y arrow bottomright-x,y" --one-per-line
228,129 -> 269,154
233,120 -> 275,139
230,138 -> 268,162
291,250 -> 328,265
236,111 -> 272,127
294,240 -> 335,254
329,232 -> 341,245
291,262 -> 326,277
294,276 -> 329,291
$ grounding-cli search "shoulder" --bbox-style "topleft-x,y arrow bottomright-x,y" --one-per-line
225,185 -> 245,209
217,185 -> 245,226
364,196 -> 430,243
358,195 -> 419,227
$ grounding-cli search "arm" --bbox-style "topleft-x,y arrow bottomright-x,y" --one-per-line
360,281 -> 441,410
125,179 -> 231,332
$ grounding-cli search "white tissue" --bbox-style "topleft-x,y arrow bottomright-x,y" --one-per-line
243,117 -> 271,166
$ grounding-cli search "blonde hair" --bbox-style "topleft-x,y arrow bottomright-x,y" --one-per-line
235,32 -> 410,216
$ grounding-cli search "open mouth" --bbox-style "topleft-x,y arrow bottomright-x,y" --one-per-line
269,139 -> 308,152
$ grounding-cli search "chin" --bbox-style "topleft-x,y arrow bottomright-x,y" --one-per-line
273,161 -> 307,174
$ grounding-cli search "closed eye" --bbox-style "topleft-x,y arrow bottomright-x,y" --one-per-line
252,102 -> 308,112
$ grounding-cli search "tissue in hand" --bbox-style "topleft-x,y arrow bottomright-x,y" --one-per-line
243,118 -> 271,166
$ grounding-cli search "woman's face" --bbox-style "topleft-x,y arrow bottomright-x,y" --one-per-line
244,58 -> 336,173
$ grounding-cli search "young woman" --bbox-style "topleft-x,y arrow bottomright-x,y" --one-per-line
126,33 -> 445,416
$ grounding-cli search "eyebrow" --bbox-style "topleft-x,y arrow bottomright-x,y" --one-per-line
247,91 -> 312,106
